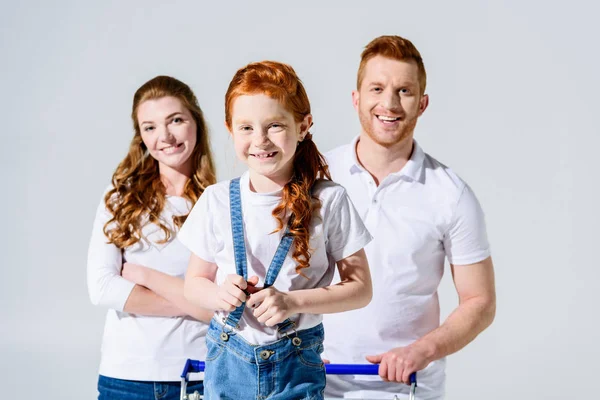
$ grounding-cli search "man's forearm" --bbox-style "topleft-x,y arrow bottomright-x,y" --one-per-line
416,295 -> 496,362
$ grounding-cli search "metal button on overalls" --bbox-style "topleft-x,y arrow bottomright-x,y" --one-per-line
260,350 -> 273,360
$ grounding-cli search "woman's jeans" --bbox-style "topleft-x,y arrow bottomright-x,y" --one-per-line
98,375 -> 203,400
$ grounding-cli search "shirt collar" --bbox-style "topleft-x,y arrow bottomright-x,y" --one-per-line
346,134 -> 425,183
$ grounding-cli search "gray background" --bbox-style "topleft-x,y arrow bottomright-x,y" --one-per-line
1,0 -> 598,398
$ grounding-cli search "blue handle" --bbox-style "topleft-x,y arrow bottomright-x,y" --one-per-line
181,359 -> 416,386
324,363 -> 379,374
325,363 -> 417,385
180,359 -> 205,378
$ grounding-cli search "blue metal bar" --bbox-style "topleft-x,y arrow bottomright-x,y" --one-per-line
325,364 -> 417,385
180,359 -> 416,384
324,363 -> 379,374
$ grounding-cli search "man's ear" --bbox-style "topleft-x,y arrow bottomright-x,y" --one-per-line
418,94 -> 429,116
352,90 -> 360,112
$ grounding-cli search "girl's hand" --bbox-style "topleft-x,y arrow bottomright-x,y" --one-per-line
121,262 -> 148,285
248,287 -> 299,327
217,274 -> 258,312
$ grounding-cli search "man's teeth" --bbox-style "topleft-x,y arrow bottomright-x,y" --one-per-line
377,115 -> 400,122
254,152 -> 276,158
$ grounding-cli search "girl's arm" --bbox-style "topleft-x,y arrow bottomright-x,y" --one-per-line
249,248 -> 372,326
184,253 -> 257,312
122,262 -> 214,322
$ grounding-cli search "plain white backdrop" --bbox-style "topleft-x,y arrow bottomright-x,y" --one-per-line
1,0 -> 598,398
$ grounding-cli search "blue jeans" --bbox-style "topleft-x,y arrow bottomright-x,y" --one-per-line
204,319 -> 326,400
98,375 -> 203,400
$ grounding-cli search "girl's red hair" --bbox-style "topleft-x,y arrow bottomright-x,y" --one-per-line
225,61 -> 331,275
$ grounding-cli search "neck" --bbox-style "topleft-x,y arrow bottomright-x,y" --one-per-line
158,163 -> 192,196
356,132 -> 414,185
248,170 -> 291,193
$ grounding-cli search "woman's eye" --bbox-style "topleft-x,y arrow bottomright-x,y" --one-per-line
172,117 -> 182,124
144,126 -> 155,132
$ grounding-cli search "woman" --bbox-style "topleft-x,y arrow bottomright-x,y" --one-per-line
87,75 -> 216,399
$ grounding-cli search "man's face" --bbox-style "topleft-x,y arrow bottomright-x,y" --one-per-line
353,55 -> 428,147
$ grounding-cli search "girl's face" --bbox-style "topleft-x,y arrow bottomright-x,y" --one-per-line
137,96 -> 197,175
229,94 -> 310,191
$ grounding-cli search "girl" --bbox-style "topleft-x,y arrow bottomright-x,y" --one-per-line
179,61 -> 373,400
87,76 -> 216,399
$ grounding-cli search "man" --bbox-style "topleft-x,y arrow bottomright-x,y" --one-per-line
322,35 -> 496,399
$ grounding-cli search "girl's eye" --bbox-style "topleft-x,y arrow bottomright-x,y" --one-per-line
144,126 -> 155,132
172,117 -> 182,124
269,124 -> 284,131
372,87 -> 382,92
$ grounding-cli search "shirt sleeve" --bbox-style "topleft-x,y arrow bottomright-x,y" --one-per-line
177,187 -> 217,263
86,191 -> 135,311
443,184 -> 491,265
325,187 -> 373,262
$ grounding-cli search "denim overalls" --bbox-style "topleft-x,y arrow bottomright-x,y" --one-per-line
203,178 -> 326,400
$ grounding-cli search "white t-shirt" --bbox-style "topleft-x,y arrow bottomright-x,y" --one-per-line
178,171 -> 372,345
322,137 -> 491,399
87,187 -> 207,381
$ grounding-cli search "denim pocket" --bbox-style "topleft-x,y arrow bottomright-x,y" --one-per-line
297,342 -> 325,369
205,337 -> 226,362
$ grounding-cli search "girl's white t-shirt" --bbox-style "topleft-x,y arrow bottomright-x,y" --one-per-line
178,172 -> 372,345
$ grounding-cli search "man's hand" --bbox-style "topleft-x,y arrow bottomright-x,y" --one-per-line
248,286 -> 299,326
366,342 -> 433,384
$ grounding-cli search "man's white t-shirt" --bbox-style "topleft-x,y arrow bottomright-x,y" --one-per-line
322,137 -> 491,399
178,171 -> 372,345
87,188 -> 207,381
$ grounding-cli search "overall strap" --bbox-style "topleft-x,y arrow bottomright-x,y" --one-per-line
223,177 -> 297,334
223,177 -> 247,329
263,223 -> 295,334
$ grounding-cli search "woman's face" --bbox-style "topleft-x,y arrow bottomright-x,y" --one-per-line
137,96 -> 197,175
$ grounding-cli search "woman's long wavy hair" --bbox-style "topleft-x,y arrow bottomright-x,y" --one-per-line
225,61 -> 331,275
104,76 -> 216,249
